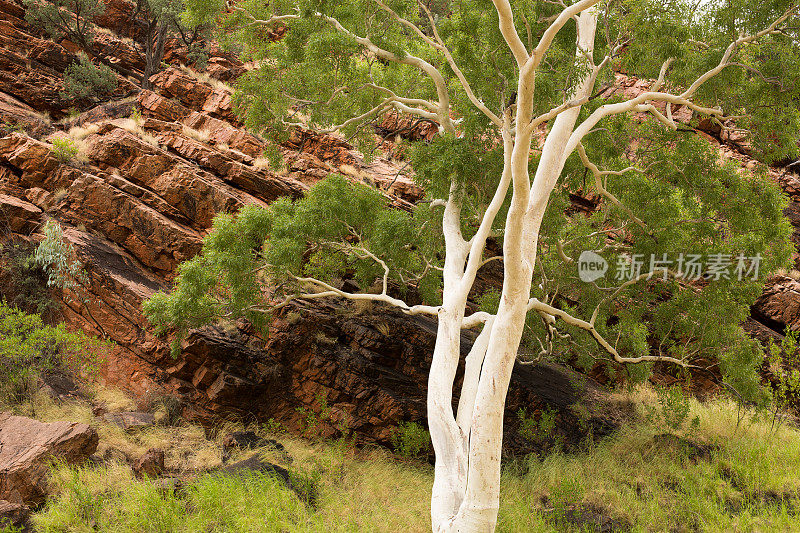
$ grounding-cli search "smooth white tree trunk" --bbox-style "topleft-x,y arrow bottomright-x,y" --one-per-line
430,9 -> 599,532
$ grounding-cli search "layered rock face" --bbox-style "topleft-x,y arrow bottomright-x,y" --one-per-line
173,300 -> 624,451
0,0 -> 798,451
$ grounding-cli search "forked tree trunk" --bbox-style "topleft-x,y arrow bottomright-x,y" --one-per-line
429,9 -> 599,532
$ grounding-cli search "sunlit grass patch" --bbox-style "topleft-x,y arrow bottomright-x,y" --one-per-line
27,386 -> 800,532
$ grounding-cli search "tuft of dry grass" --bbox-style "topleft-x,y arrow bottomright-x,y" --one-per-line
182,125 -> 210,143
67,123 -> 99,141
114,116 -> 161,147
177,64 -> 233,93
140,133 -> 160,147
337,164 -> 369,180
252,156 -> 271,170
91,385 -> 137,412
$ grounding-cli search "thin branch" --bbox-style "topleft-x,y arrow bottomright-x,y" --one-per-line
575,142 -> 648,230
527,297 -> 691,367
418,1 -> 503,127
291,274 -> 440,316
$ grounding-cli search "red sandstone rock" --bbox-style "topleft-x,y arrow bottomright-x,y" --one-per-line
0,413 -> 98,504
132,448 -> 165,478
0,499 -> 29,530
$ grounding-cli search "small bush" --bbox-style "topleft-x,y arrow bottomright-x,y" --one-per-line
263,417 -> 287,435
129,107 -> 143,125
0,240 -> 58,319
391,421 -> 431,459
767,330 -> 800,430
62,55 -> 117,101
644,385 -> 700,434
50,137 -> 79,163
518,406 -> 558,444
0,301 -> 105,408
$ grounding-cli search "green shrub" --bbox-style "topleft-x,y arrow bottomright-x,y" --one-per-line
0,240 -> 58,319
517,406 -> 558,444
644,385 -> 700,434
62,55 -> 117,101
391,421 -> 431,459
0,301 -> 105,408
50,137 -> 79,163
767,330 -> 800,431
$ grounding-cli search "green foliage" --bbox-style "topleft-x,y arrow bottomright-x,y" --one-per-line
517,406 -> 559,446
25,0 -> 209,92
35,220 -> 87,291
50,137 -> 79,163
295,392 -> 351,441
767,330 -> 800,430
0,240 -> 59,318
390,421 -> 431,459
645,385 -> 701,434
547,116 -> 793,396
614,0 -> 800,164
24,0 -> 103,42
165,0 -> 800,403
33,219 -> 108,338
0,301 -> 104,408
263,417 -> 288,435
62,55 -> 117,101
144,175 -> 443,355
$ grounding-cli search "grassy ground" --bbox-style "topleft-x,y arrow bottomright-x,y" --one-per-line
9,387 -> 800,533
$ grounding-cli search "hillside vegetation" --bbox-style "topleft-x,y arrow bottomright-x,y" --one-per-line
6,387 -> 799,533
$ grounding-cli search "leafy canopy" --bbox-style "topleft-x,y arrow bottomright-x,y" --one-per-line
148,0 -> 800,399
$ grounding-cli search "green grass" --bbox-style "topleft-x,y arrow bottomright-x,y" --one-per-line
29,388 -> 800,532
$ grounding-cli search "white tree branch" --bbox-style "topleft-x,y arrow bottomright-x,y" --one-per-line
565,8 -> 798,155
575,142 -> 648,230
527,297 -> 690,366
418,1 -> 503,127
460,112 -> 514,292
491,0 -> 529,66
317,11 -> 457,134
290,274 -> 440,316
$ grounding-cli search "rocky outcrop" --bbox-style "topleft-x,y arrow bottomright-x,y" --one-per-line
0,499 -> 29,531
0,0 -> 448,449
166,299 -> 626,454
0,0 -> 799,456
132,448 -> 165,479
0,413 -> 98,505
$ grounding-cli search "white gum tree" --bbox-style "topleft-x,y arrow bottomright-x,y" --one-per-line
153,0 -> 800,531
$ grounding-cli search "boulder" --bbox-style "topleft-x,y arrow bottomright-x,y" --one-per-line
0,499 -> 29,531
0,413 -> 98,505
132,448 -> 165,479
102,412 -> 155,431
216,455 -> 316,505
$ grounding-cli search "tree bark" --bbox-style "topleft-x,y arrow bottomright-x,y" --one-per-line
430,8 -> 599,532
